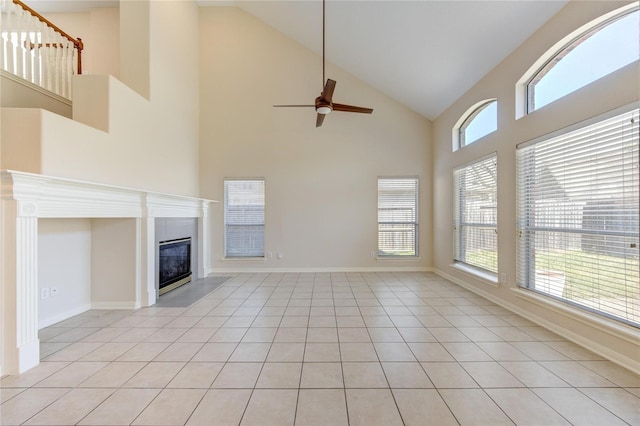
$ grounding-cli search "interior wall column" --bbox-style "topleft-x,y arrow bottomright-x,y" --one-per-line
139,213 -> 156,307
1,194 -> 40,374
197,201 -> 210,279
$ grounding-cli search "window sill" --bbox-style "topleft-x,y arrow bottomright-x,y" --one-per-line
511,287 -> 639,343
450,263 -> 499,287
223,257 -> 266,262
377,256 -> 421,261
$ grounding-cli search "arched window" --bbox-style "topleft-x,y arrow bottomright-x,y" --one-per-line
453,99 -> 497,150
523,5 -> 639,114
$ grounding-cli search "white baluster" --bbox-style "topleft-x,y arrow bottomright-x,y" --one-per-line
16,7 -> 25,79
24,20 -> 33,84
61,39 -> 68,98
32,27 -> 40,86
62,40 -> 73,98
66,41 -> 73,98
1,1 -> 8,72
7,3 -> 17,75
42,26 -> 51,92
54,34 -> 62,96
3,1 -> 11,73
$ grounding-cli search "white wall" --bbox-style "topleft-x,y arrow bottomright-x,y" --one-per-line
38,219 -> 92,328
199,7 -> 432,272
432,0 -> 639,371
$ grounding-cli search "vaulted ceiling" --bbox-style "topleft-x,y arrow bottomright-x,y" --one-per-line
33,0 -> 568,119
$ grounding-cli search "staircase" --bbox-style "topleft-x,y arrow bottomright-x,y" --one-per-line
1,0 -> 83,99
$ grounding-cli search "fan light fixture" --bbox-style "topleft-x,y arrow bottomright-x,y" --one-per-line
272,0 -> 373,127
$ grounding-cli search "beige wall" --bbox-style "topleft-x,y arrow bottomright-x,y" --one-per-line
432,1 -> 639,370
91,219 -> 138,307
2,1 -> 199,197
199,7 -> 432,271
45,8 -> 119,77
149,0 -> 200,197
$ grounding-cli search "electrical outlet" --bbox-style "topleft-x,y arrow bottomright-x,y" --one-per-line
501,273 -> 507,284
51,287 -> 58,296
40,288 -> 50,299
370,250 -> 376,258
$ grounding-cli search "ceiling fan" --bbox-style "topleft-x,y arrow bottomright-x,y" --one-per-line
273,0 -> 373,127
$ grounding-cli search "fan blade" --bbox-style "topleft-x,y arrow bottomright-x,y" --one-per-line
333,103 -> 373,114
316,113 -> 326,127
321,79 -> 336,103
273,105 -> 315,108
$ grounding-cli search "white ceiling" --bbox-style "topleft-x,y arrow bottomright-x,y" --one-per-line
32,0 -> 568,119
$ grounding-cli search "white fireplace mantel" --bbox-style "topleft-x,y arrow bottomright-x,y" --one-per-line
0,170 -> 216,375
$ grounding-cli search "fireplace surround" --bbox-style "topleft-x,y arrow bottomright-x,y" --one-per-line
0,170 -> 215,375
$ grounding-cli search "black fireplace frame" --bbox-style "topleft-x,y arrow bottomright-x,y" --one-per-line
158,237 -> 192,295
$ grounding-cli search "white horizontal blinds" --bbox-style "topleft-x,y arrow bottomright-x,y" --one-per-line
224,179 -> 265,257
378,177 -> 418,256
517,108 -> 639,325
454,154 -> 498,273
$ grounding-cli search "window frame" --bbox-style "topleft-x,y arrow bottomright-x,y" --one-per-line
453,153 -> 499,277
377,176 -> 419,258
452,98 -> 498,151
458,99 -> 498,148
520,4 -> 639,116
516,105 -> 639,326
223,178 -> 265,259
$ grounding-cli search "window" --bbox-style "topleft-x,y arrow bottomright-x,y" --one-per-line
378,177 -> 418,257
454,154 -> 498,274
458,99 -> 498,148
526,6 -> 639,113
224,179 -> 265,257
517,108 -> 639,325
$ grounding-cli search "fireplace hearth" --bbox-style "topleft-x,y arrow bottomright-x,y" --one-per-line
159,237 -> 192,295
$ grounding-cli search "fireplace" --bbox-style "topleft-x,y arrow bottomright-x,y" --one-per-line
159,237 -> 192,295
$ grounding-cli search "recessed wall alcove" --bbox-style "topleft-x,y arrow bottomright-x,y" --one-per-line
0,170 -> 215,375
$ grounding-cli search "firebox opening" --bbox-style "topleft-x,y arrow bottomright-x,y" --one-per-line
159,237 -> 192,295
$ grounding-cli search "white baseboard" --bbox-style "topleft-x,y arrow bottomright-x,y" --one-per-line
91,302 -> 140,310
38,304 -> 92,329
209,266 -> 433,274
434,268 -> 640,375
38,302 -> 140,329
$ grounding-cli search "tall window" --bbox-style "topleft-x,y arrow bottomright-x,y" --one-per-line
517,108 -> 639,325
378,177 -> 418,257
527,6 -> 639,113
224,179 -> 265,257
458,99 -> 498,148
454,154 -> 498,274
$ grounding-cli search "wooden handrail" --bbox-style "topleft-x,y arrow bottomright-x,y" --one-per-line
12,0 -> 83,74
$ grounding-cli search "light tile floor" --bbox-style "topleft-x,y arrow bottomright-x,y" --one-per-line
1,272 -> 639,425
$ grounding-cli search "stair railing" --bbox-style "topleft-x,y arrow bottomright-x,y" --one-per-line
1,0 -> 83,99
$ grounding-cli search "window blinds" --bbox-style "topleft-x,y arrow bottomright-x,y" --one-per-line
224,179 -> 265,257
378,177 -> 418,257
517,108 -> 639,325
454,154 -> 498,274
